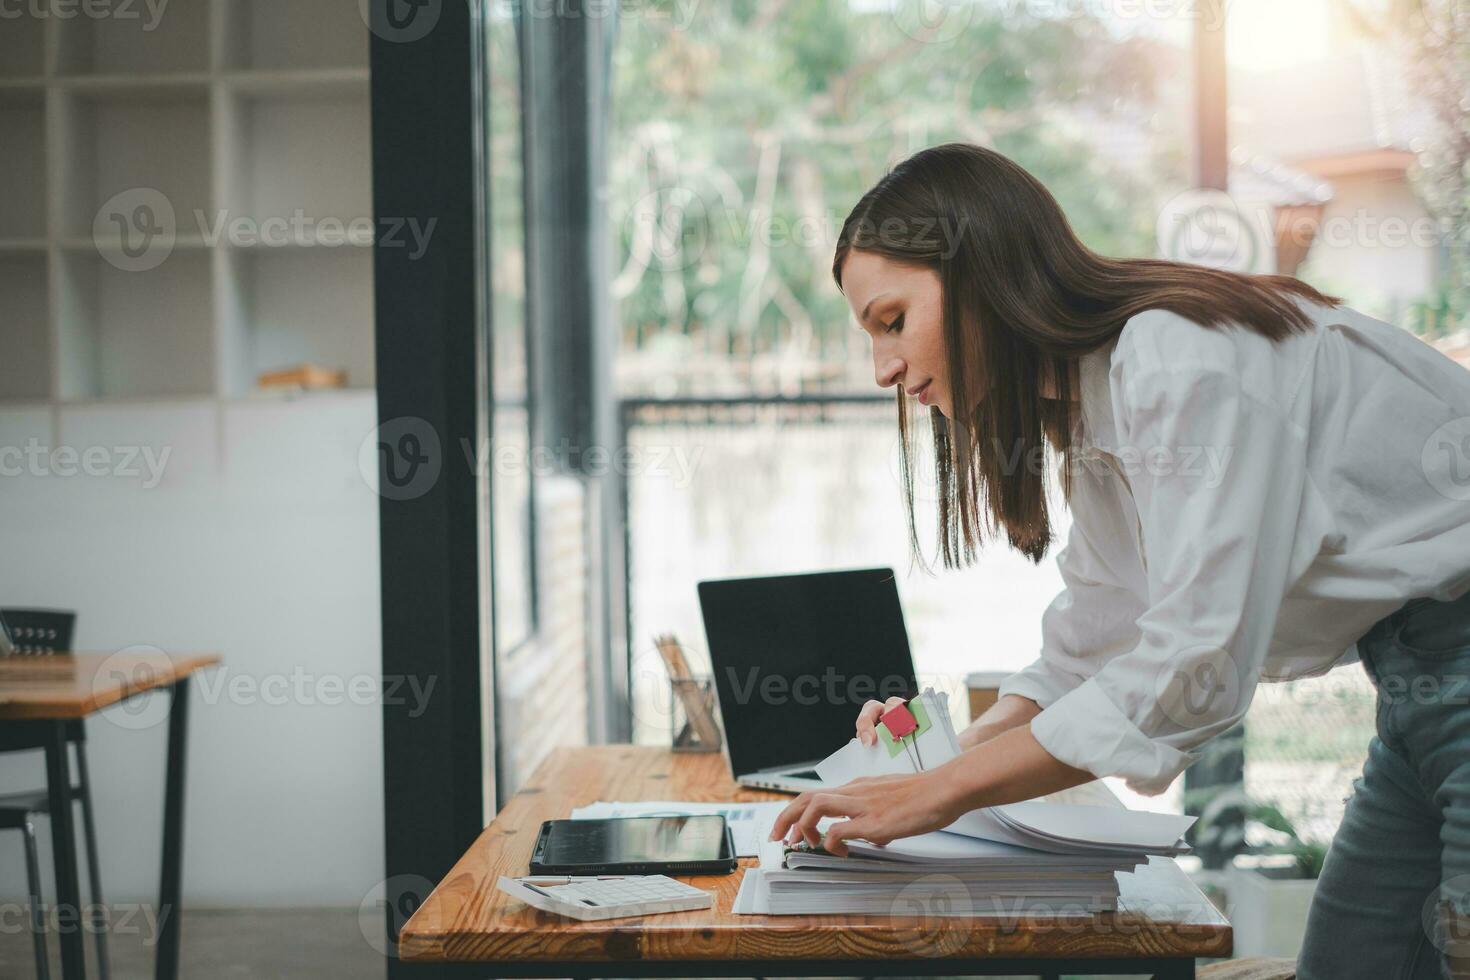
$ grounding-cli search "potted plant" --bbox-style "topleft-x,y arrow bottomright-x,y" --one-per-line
1191,786 -> 1324,959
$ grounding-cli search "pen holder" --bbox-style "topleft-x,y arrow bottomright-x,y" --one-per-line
670,675 -> 722,753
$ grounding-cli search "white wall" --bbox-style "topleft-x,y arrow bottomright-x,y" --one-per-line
0,393 -> 384,907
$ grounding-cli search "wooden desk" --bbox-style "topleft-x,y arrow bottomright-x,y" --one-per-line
0,651 -> 220,980
400,746 -> 1231,979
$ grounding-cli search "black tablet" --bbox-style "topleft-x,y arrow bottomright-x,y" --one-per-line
529,815 -> 737,876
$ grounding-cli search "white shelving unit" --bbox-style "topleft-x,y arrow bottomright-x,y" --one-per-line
55,0 -> 211,76
0,0 -> 374,405
217,0 -> 371,72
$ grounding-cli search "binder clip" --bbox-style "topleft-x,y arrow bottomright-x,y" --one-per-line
878,698 -> 932,771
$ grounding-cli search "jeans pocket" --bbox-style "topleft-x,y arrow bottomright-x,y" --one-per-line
1394,597 -> 1470,659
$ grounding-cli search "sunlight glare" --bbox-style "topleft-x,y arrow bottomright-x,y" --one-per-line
1227,0 -> 1333,72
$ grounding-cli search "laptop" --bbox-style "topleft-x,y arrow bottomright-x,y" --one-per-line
697,567 -> 918,793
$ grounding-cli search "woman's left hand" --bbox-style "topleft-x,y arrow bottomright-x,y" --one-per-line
767,769 -> 967,857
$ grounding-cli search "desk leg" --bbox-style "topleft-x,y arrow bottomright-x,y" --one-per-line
46,720 -> 87,980
154,678 -> 190,980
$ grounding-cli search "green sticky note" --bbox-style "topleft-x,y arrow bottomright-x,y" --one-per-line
876,718 -> 905,758
875,698 -> 934,759
909,696 -> 933,737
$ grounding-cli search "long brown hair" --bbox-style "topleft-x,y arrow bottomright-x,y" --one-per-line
831,142 -> 1341,568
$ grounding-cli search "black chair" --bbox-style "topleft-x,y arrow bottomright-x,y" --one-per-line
0,609 -> 110,980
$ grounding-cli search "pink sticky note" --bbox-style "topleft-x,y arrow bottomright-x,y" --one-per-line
880,702 -> 917,738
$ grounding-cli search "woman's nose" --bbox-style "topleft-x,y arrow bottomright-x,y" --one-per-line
874,348 -> 904,389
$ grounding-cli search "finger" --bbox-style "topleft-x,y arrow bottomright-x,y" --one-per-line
821,818 -> 871,858
769,792 -> 812,841
855,699 -> 887,746
796,794 -> 840,847
772,794 -> 812,842
794,794 -> 865,848
856,696 -> 908,746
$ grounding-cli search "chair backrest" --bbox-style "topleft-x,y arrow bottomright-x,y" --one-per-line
0,608 -> 77,655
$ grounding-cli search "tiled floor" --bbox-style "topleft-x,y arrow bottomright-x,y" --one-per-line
0,908 -> 383,980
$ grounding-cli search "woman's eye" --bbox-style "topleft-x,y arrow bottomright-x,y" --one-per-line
886,314 -> 905,334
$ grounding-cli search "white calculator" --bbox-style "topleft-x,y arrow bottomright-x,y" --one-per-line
496,874 -> 714,921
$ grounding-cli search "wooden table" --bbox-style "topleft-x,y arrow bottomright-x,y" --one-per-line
0,651 -> 219,980
400,745 -> 1231,978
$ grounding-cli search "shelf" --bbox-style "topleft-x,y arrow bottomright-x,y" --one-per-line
223,227 -> 375,249
55,74 -> 213,94
54,1 -> 210,76
227,386 -> 376,405
0,14 -> 45,77
0,91 -> 46,240
4,10 -> 375,408
0,254 -> 51,401
61,235 -> 213,252
219,89 -> 372,230
56,250 -> 215,401
219,246 -> 375,397
56,88 -> 212,240
219,0 -> 371,72
219,68 -> 371,96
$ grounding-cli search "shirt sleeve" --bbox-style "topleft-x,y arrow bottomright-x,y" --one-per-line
1029,365 -> 1308,796
997,467 -> 1147,709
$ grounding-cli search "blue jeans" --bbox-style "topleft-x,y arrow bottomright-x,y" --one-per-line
1297,590 -> 1470,980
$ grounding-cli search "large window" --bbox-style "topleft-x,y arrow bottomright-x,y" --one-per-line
608,2 -> 1454,841
610,1 -> 1186,398
611,0 -> 1194,811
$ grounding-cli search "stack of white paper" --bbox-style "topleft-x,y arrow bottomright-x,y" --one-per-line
742,828 -> 1133,916
947,801 -> 1194,857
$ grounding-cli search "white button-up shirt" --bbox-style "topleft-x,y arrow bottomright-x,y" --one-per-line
998,298 -> 1470,795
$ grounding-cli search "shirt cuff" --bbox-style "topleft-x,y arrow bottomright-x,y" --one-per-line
996,667 -> 1070,709
1029,678 -> 1200,796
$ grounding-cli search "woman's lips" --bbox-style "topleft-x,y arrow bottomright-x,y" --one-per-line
911,380 -> 932,404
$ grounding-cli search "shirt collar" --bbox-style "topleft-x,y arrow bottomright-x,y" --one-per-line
1072,337 -> 1120,456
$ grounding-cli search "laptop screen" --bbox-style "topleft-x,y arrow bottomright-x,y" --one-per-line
698,567 -> 918,779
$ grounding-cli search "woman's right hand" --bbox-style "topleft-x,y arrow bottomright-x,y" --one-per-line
855,696 -> 909,747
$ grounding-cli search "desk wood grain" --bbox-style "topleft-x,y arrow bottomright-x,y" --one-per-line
399,745 -> 1231,965
0,652 -> 220,719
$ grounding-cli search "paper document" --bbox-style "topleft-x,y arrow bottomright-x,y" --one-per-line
570,799 -> 786,857
814,689 -> 960,784
733,816 -> 1133,917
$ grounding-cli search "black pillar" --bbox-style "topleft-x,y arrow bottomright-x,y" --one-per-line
370,1 -> 489,973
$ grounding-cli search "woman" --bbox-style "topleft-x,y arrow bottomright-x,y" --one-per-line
768,142 -> 1470,979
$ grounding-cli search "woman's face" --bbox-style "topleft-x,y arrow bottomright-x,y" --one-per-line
841,250 -> 954,417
